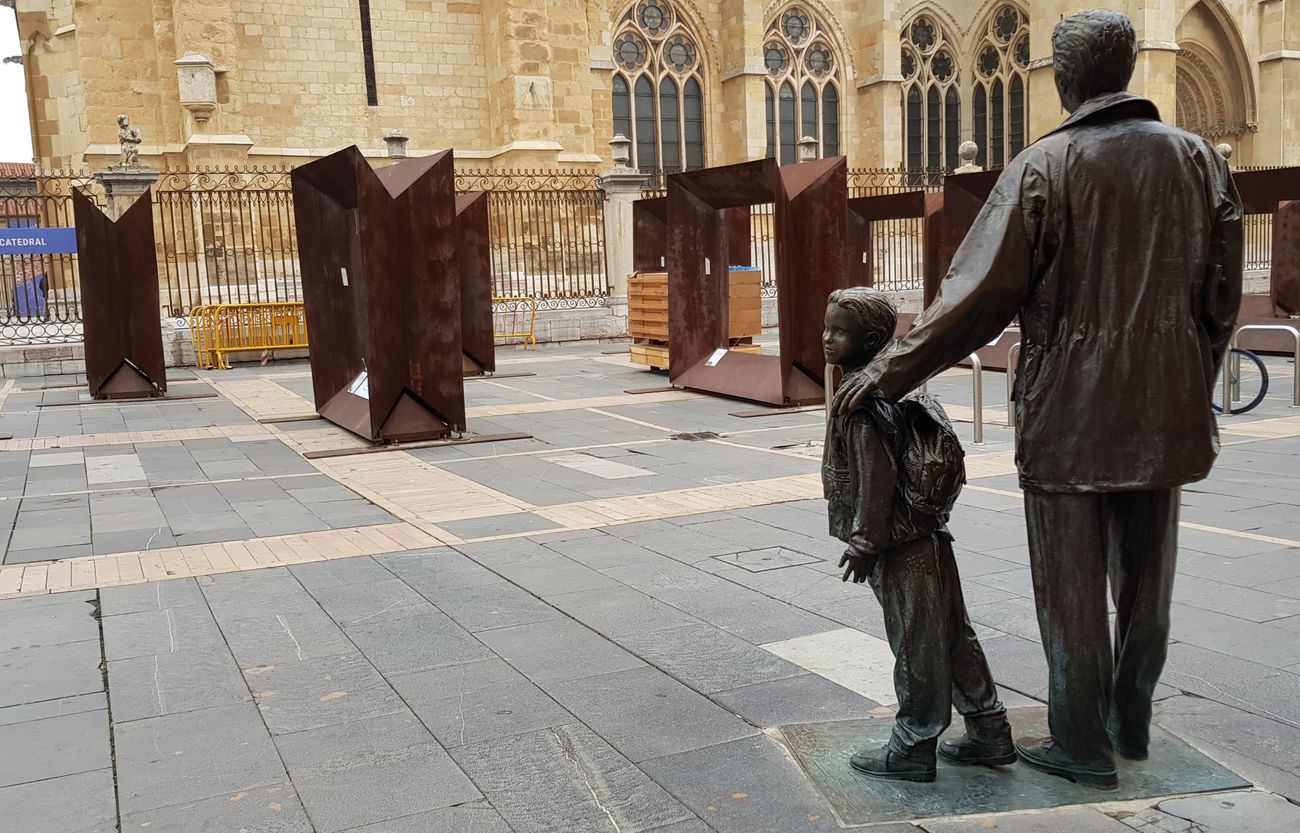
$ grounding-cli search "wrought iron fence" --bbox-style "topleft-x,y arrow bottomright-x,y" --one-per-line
0,172 -> 102,344
457,170 -> 609,308
1244,213 -> 1272,272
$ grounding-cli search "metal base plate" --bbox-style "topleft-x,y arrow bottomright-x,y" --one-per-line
779,706 -> 1249,827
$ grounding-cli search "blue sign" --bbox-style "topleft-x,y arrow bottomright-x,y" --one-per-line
0,227 -> 78,255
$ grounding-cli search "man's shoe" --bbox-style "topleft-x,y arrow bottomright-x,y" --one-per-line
849,744 -> 936,783
1015,737 -> 1118,791
938,725 -> 1018,767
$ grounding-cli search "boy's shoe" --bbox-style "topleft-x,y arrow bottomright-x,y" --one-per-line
938,718 -> 1017,767
1015,737 -> 1118,791
849,744 -> 937,783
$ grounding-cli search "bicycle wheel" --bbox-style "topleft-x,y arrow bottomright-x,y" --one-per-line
1212,348 -> 1269,414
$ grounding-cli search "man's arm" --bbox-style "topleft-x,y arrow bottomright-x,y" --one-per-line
835,157 -> 1045,410
1201,147 -> 1244,383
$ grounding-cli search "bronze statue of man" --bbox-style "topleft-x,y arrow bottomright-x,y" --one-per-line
834,9 -> 1243,790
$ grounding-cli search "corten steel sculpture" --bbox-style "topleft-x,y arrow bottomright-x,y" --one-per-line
667,157 -> 846,406
73,190 -> 167,400
291,146 -> 465,444
1231,168 -> 1300,354
822,287 -> 1013,783
846,190 -> 927,338
455,191 -> 495,377
635,196 -> 751,273
834,10 -> 1243,790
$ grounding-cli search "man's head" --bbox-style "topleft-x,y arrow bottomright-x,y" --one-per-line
824,287 -> 896,369
1052,9 -> 1137,113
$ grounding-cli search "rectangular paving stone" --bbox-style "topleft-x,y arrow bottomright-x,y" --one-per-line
310,577 -> 430,624
244,651 -> 406,735
639,734 -> 840,833
452,722 -> 696,833
0,709 -> 110,787
619,623 -> 806,694
476,617 -> 645,684
102,603 -> 227,661
108,646 -> 250,723
199,569 -> 324,620
219,605 -> 356,669
0,768 -> 117,833
539,529 -> 668,570
438,511 -> 565,539
710,673 -> 882,728
546,665 -> 759,763
374,548 -> 496,585
342,607 -> 493,675
274,710 -> 481,833
0,600 -> 99,651
99,577 -> 206,616
119,782 -> 312,833
544,585 -> 702,639
410,579 -> 562,633
0,640 -> 104,708
115,701 -> 286,814
0,588 -> 96,612
337,803 -> 515,833
0,691 -> 106,727
289,556 -> 393,593
491,550 -> 621,597
1169,602 -> 1300,668
390,658 -> 575,749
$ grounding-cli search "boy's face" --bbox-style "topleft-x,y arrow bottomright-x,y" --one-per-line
823,303 -> 876,367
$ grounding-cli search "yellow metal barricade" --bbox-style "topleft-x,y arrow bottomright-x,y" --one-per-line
187,305 -> 222,369
189,302 -> 308,369
492,295 -> 537,350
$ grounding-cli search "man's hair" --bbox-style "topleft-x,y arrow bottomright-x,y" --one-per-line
1052,10 -> 1137,107
828,287 -> 896,350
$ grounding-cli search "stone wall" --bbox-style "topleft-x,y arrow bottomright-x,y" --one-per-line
18,0 -> 1295,172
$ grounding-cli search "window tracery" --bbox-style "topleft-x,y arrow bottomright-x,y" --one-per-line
900,13 -> 961,171
763,4 -> 843,164
611,0 -> 706,178
971,4 -> 1030,167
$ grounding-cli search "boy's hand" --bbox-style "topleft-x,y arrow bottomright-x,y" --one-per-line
838,550 -> 872,584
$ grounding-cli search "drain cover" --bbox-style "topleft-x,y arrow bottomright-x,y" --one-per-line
671,431 -> 722,441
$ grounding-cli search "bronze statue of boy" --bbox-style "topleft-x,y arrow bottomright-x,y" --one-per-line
822,287 -> 1013,783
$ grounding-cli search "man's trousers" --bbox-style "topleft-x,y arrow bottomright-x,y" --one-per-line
1023,488 -> 1180,769
867,534 -> 1006,753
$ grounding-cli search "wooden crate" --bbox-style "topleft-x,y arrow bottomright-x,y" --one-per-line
628,268 -> 764,370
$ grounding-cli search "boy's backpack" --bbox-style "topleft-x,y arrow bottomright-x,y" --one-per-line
890,394 -> 966,518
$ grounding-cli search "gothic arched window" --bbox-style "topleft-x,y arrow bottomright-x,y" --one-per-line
901,14 -> 961,172
972,4 -> 1030,168
763,4 -> 843,164
611,0 -> 706,178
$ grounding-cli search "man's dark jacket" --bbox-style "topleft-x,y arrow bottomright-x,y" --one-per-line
868,92 -> 1244,492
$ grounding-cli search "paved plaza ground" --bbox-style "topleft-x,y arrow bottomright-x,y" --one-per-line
1,336 -> 1299,832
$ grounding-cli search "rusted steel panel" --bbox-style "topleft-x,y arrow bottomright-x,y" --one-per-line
73,190 -> 166,400
666,157 -> 848,406
846,190 -> 928,287
292,146 -> 463,443
633,196 -> 668,273
456,191 -> 495,376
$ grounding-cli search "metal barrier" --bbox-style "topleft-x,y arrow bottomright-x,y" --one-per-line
1006,342 -> 1022,429
492,295 -> 538,350
188,302 -> 308,369
969,353 -> 984,445
1225,324 -> 1300,410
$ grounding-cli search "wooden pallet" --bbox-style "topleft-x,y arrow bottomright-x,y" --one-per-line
631,341 -> 762,372
628,269 -> 764,370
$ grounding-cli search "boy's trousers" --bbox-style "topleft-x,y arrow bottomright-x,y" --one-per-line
867,534 -> 1005,752
1023,488 -> 1180,769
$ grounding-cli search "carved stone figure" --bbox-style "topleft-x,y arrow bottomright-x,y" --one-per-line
834,10 -> 1243,791
822,287 -> 1012,784
117,114 -> 142,168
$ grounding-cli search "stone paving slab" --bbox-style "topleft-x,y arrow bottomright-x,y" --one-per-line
1,348 -> 1299,832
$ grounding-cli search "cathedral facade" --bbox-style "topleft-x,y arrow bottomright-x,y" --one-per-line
14,0 -> 1295,173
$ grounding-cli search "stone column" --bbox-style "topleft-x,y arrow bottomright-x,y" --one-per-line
479,0 -> 562,165
95,168 -> 160,221
598,136 -> 651,305
1257,0 -> 1300,165
717,0 -> 769,163
852,0 -> 904,167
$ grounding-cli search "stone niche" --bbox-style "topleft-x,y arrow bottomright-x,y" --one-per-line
174,53 -> 218,124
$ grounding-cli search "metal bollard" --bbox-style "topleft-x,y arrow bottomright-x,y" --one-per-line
1006,342 -> 1021,430
1232,324 -> 1300,407
969,353 -> 983,445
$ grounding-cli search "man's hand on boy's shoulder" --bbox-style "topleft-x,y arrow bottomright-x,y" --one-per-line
832,362 -> 885,416
838,550 -> 873,584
